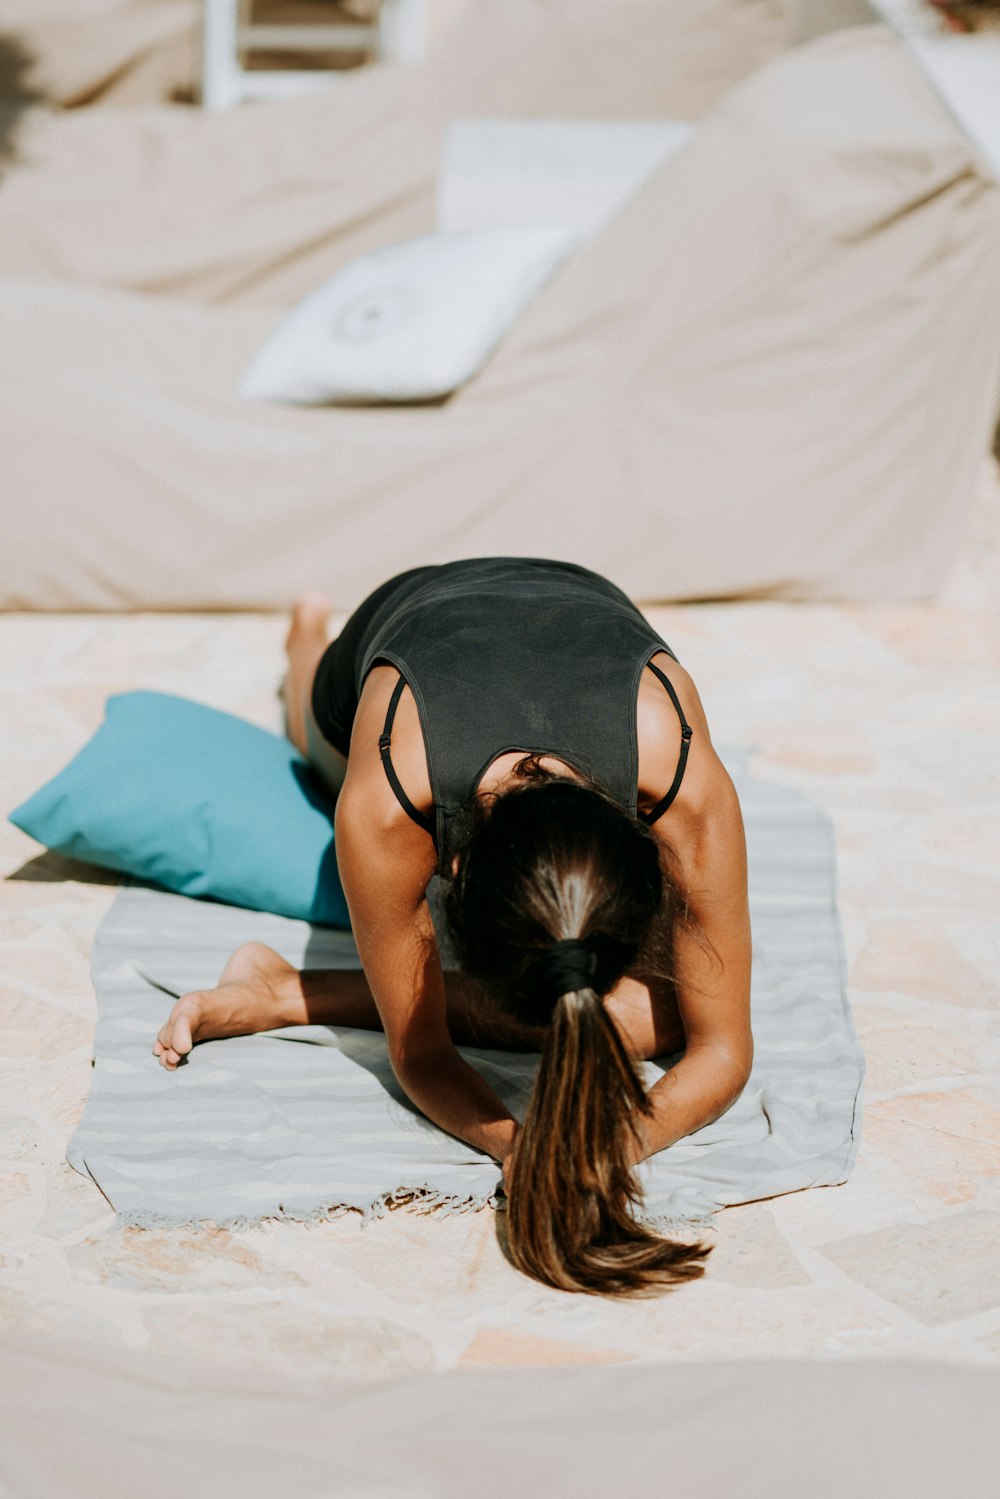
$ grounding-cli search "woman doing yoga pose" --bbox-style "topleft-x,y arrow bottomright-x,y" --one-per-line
153,559 -> 752,1295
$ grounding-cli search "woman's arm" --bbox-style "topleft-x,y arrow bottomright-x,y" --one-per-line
630,657 -> 754,1159
637,769 -> 753,1156
334,708 -> 519,1167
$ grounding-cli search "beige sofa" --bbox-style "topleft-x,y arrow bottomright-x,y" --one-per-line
1,12 -> 997,609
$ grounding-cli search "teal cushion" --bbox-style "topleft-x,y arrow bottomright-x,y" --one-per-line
8,691 -> 350,927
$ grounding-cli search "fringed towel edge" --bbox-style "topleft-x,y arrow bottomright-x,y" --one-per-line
113,1183 -> 501,1232
112,1187 -> 718,1237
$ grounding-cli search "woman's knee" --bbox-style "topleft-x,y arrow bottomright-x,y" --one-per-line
304,691 -> 348,800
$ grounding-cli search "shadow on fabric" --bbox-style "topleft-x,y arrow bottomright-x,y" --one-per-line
0,34 -> 42,172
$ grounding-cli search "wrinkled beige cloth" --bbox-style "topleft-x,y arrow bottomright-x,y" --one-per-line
0,0 -> 803,306
2,26 -> 997,609
0,1329 -> 998,1499
0,0 -> 197,108
1,0 -> 814,114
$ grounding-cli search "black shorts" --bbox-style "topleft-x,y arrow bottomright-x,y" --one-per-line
310,568 -> 432,756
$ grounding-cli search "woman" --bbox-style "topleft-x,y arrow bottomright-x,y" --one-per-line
153,559 -> 752,1295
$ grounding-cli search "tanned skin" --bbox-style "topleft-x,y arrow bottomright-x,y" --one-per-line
153,595 -> 753,1187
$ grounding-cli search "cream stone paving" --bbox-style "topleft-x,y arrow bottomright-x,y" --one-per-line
1,463 -> 998,1378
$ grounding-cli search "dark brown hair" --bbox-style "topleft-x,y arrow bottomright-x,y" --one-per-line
444,761 -> 711,1296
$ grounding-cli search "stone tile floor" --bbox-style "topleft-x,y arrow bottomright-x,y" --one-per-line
1,465 -> 998,1380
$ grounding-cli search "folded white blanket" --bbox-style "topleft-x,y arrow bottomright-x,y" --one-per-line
437,119 -> 696,239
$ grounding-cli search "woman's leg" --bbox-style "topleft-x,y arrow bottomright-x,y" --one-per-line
283,592 -> 349,799
285,568 -> 431,798
152,942 -> 377,1069
152,943 -> 543,1069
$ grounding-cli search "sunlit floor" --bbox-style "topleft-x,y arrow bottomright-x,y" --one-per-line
1,460 -> 998,1380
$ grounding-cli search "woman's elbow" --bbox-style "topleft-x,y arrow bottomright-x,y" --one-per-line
732,1039 -> 754,1095
715,1041 -> 754,1107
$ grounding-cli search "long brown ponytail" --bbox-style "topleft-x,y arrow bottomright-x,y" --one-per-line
444,763 -> 711,1296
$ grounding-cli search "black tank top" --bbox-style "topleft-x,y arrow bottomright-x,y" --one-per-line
356,558 -> 691,850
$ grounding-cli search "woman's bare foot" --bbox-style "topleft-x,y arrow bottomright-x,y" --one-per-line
152,941 -> 296,1070
282,591 -> 332,755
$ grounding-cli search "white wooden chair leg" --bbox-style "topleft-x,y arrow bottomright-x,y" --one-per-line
378,0 -> 427,64
201,0 -> 242,110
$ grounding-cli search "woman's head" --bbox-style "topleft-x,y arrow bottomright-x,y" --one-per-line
444,762 -> 711,1296
445,764 -> 662,1025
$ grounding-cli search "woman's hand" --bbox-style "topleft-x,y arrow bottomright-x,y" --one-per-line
499,1129 -> 520,1196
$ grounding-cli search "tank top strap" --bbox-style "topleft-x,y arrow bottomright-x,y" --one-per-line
378,674 -> 435,837
640,658 -> 694,826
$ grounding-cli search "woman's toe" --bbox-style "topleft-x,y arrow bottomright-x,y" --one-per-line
170,1008 -> 194,1057
153,998 -> 198,1068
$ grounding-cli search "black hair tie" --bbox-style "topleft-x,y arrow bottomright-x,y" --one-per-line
540,938 -> 598,1002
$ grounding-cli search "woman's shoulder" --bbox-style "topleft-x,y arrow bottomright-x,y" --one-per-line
339,664 -> 435,833
636,650 -> 735,826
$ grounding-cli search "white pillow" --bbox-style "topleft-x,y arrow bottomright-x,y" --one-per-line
237,226 -> 577,406
437,119 -> 696,240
